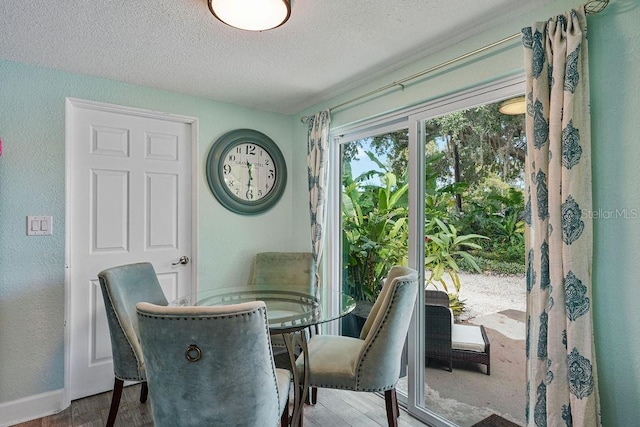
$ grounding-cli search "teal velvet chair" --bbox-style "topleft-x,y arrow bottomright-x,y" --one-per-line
249,251 -> 317,294
136,301 -> 291,427
97,262 -> 168,427
249,251 -> 318,368
295,266 -> 419,427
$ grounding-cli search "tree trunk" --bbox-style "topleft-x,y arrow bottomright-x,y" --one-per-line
453,140 -> 462,213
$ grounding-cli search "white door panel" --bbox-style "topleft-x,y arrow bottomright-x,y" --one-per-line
66,99 -> 196,401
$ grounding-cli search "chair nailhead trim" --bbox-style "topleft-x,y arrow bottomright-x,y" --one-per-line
355,282 -> 405,388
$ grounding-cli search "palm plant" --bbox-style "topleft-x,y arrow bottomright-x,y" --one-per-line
342,158 -> 408,302
424,217 -> 487,294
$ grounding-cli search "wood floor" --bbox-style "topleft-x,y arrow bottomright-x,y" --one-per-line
13,383 -> 428,427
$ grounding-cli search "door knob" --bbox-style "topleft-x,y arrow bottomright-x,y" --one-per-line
172,255 -> 190,266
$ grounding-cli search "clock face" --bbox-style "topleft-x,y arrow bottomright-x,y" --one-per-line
206,129 -> 287,215
222,142 -> 277,202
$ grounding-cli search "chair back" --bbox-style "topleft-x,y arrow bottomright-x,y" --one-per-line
425,289 -> 449,307
249,252 -> 316,294
359,266 -> 415,339
136,301 -> 283,427
98,262 -> 168,381
355,266 -> 419,390
424,289 -> 453,353
424,303 -> 454,356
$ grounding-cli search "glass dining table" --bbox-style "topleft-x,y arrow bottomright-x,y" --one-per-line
171,287 -> 356,427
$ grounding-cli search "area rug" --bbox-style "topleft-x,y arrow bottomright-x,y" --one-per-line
471,413 -> 522,427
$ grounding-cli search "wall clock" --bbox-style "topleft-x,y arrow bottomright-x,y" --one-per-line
206,129 -> 287,215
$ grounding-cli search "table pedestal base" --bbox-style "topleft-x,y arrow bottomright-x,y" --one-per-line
281,329 -> 309,427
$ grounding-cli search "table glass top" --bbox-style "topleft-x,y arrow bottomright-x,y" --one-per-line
171,287 -> 356,332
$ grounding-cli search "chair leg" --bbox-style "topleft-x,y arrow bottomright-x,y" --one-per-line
280,395 -> 290,427
106,378 -> 124,427
140,381 -> 148,403
384,388 -> 399,427
303,386 -> 317,405
299,396 -> 304,427
310,325 -> 319,404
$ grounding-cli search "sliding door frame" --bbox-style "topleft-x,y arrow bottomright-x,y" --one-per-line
326,73 -> 525,426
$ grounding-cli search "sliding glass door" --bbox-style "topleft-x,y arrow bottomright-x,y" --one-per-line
333,121 -> 442,423
328,76 -> 527,426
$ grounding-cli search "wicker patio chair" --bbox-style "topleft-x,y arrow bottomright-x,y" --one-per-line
424,290 -> 490,375
425,289 -> 450,307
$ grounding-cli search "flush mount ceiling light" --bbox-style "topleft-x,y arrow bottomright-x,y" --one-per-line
208,0 -> 291,31
498,96 -> 526,115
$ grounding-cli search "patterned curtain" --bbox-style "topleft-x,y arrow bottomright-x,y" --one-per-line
522,7 -> 600,426
307,110 -> 331,286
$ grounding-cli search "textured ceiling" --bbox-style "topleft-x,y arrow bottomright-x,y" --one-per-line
0,0 -> 556,115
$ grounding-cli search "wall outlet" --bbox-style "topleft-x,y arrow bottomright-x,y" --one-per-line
27,216 -> 53,236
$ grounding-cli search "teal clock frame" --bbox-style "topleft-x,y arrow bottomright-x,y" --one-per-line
206,129 -> 287,215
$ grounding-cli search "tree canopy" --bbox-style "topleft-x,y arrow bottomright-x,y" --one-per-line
342,101 -> 526,198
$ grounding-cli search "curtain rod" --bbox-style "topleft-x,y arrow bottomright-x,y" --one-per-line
300,0 -> 609,124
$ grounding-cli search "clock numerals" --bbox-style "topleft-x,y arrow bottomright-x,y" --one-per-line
236,144 -> 258,156
221,142 -> 277,203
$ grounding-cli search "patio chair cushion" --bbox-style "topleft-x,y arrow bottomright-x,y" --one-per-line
452,324 -> 486,353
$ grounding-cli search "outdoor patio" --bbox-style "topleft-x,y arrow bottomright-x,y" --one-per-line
398,272 -> 526,426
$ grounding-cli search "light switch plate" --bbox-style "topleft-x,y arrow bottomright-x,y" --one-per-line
27,216 -> 53,236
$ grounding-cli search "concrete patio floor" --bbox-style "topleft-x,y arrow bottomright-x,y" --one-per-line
398,272 -> 527,426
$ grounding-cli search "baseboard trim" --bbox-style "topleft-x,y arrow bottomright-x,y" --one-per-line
0,389 -> 67,427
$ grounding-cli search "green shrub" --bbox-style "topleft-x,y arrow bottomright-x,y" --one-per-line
342,161 -> 409,302
448,293 -> 466,317
458,184 -> 526,265
460,255 -> 526,275
424,218 -> 487,293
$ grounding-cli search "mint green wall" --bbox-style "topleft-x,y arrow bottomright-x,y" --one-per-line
588,1 -> 640,425
0,59 -> 304,404
2,0 -> 638,424
293,1 -> 640,425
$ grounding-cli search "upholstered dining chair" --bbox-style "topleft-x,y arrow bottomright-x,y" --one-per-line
136,301 -> 291,427
295,266 -> 419,427
249,251 -> 317,294
249,251 -> 318,369
97,262 -> 168,427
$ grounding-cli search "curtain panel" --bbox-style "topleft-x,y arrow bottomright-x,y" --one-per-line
522,6 -> 600,426
307,110 -> 331,285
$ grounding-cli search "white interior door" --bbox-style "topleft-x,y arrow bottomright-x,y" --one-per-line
65,99 -> 197,401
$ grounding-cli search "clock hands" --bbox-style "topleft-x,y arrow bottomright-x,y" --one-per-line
246,161 -> 255,200
208,130 -> 284,214
246,161 -> 254,186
